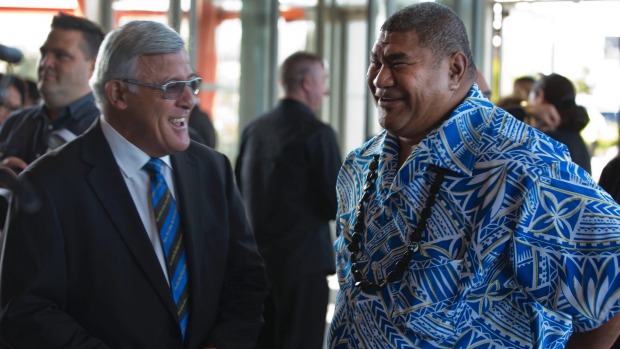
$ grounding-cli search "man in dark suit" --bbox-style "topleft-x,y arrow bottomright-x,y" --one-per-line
0,20 -> 267,349
235,51 -> 342,349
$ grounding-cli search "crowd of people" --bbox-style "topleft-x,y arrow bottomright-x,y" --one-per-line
0,3 -> 620,349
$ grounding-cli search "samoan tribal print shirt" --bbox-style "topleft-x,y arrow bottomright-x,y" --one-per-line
329,85 -> 620,349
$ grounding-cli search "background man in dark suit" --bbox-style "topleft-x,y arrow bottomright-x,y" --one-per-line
235,51 -> 342,349
0,20 -> 267,349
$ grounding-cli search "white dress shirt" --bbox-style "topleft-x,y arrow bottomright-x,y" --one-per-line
100,117 -> 175,282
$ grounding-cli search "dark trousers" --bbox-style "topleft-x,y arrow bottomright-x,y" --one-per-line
256,273 -> 329,349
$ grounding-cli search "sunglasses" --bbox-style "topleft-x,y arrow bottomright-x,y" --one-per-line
122,77 -> 202,100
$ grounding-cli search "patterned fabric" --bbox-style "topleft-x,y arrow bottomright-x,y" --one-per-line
144,158 -> 190,339
329,85 -> 620,349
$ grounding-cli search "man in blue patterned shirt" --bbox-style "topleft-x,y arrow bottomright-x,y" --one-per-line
329,3 -> 620,348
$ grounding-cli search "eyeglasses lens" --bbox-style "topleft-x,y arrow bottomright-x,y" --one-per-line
163,79 -> 201,99
190,79 -> 201,94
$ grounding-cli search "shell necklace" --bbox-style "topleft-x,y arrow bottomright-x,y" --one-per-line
347,154 -> 446,293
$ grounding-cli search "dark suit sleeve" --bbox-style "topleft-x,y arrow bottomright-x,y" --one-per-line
306,125 -> 342,221
234,128 -> 247,193
205,155 -> 268,349
599,156 -> 620,204
0,172 -> 112,349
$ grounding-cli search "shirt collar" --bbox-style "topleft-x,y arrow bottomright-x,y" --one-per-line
417,84 -> 493,176
100,117 -> 172,178
360,83 -> 494,177
44,92 -> 96,129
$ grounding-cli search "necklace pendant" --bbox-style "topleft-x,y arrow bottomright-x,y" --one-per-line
409,241 -> 420,253
358,280 -> 382,293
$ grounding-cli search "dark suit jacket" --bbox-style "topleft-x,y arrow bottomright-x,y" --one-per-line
0,122 -> 267,349
235,99 -> 341,283
600,155 -> 620,204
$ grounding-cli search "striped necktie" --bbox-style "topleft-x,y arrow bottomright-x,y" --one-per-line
143,158 -> 190,340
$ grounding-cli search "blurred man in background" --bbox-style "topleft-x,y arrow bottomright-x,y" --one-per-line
0,13 -> 104,173
236,51 -> 342,349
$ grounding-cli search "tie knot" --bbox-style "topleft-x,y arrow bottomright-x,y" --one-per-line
143,158 -> 164,176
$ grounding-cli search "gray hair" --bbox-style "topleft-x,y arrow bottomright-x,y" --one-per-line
90,20 -> 186,112
381,2 -> 477,81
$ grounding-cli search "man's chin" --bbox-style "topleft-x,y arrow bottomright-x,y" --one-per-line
37,85 -> 57,98
378,112 -> 402,131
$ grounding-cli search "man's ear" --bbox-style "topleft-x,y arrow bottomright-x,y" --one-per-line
300,74 -> 313,93
105,80 -> 129,109
448,52 -> 467,90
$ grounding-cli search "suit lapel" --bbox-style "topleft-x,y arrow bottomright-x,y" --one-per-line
80,124 -> 179,321
171,148 -> 220,342
170,152 -> 203,282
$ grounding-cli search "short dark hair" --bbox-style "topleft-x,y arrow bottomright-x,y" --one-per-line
51,12 -> 105,60
23,78 -> 40,105
533,73 -> 576,110
381,2 -> 477,81
514,76 -> 535,85
533,73 -> 589,131
279,51 -> 324,92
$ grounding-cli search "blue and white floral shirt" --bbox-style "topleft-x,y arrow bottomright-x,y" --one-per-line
329,85 -> 620,349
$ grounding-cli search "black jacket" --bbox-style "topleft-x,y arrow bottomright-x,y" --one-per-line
235,98 -> 342,282
545,105 -> 591,174
0,92 -> 99,165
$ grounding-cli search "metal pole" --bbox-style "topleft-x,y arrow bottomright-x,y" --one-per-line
267,0 -> 279,109
168,0 -> 182,33
188,0 -> 198,69
365,0 -> 378,142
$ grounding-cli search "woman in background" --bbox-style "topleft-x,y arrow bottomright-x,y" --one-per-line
527,73 -> 592,174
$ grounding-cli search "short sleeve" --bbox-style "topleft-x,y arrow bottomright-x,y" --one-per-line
514,163 -> 620,331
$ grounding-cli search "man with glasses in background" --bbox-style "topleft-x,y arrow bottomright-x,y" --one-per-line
0,20 -> 267,349
0,13 -> 104,173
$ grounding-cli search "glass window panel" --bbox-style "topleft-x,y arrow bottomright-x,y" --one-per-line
0,0 -> 76,8
112,0 -> 168,11
0,11 -> 52,78
335,0 -> 367,6
279,0 -> 318,7
277,16 -> 315,69
212,0 -> 241,11
210,17 -> 242,158
343,19 -> 370,154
